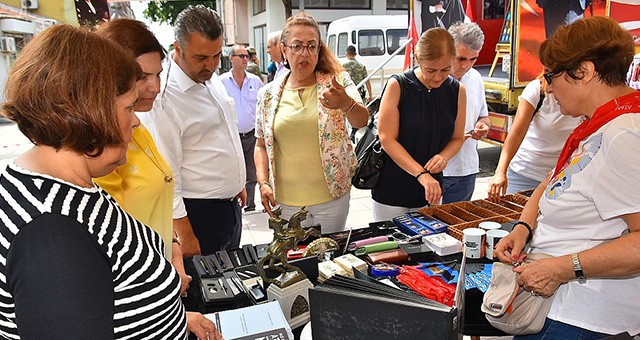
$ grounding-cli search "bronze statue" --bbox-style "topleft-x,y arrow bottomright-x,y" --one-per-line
256,206 -> 320,288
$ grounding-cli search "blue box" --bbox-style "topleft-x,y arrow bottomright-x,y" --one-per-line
406,212 -> 449,234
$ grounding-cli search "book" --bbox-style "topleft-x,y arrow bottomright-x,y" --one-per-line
205,301 -> 293,340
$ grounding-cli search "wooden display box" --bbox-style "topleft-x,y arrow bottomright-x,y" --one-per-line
419,193 -> 530,241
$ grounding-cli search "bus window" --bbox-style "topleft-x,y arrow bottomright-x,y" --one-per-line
358,29 -> 384,56
387,28 -> 408,55
351,30 -> 356,45
327,34 -> 336,54
337,32 -> 349,57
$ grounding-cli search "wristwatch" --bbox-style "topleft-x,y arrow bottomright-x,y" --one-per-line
571,253 -> 586,284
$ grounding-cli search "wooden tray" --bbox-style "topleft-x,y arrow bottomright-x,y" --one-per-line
501,194 -> 528,207
420,207 -> 465,226
469,199 -> 518,215
449,201 -> 500,218
448,215 -> 513,241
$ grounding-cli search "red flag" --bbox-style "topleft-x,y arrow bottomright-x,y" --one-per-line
466,0 -> 475,22
403,15 -> 418,71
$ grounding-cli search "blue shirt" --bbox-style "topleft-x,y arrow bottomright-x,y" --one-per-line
220,71 -> 264,134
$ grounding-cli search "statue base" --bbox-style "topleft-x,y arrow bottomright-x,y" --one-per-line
267,278 -> 313,329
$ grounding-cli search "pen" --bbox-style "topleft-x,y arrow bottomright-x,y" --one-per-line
232,251 -> 242,266
199,258 -> 211,275
218,278 -> 228,296
208,258 -> 219,274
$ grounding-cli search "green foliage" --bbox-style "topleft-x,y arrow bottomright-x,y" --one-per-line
143,1 -> 217,26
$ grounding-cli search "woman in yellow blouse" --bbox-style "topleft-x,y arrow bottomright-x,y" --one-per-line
255,13 -> 368,234
93,20 -> 195,291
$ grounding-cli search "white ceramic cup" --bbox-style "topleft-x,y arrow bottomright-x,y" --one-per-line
463,228 -> 486,259
479,221 -> 502,232
486,229 -> 510,259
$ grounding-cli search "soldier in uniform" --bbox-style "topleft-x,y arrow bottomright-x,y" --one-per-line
247,46 -> 264,83
343,45 -> 373,103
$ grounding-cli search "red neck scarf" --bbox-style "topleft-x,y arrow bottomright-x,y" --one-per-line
551,91 -> 640,179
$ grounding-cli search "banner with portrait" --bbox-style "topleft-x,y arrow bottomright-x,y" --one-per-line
512,0 -> 607,87
75,0 -> 110,27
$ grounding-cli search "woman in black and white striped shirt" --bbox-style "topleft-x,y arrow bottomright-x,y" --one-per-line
0,25 -> 193,339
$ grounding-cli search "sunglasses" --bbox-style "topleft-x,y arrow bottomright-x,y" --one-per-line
543,68 -> 564,85
232,54 -> 250,59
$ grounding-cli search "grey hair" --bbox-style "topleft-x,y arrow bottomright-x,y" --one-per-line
268,30 -> 282,45
448,22 -> 484,51
174,5 -> 223,47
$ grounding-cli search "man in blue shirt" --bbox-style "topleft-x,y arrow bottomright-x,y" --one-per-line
221,45 -> 264,212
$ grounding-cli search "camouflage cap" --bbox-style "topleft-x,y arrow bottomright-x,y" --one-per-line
247,46 -> 257,55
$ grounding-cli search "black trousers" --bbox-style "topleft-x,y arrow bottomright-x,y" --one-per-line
184,198 -> 242,256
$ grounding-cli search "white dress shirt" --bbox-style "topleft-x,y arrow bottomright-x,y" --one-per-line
444,68 -> 489,177
274,62 -> 289,80
140,58 -> 246,219
219,71 -> 264,134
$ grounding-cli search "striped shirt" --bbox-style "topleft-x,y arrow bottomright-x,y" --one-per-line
0,163 -> 187,339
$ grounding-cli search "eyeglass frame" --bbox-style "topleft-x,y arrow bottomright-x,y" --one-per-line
543,68 -> 565,85
231,54 -> 250,59
284,43 -> 319,55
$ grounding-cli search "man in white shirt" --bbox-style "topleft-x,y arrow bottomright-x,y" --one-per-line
142,5 -> 246,255
267,30 -> 288,81
442,22 -> 491,203
220,45 -> 264,212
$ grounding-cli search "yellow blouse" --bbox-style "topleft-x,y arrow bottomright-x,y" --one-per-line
94,125 -> 174,259
273,85 -> 333,206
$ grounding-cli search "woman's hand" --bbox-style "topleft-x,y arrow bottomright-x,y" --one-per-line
186,312 -> 223,340
424,154 -> 447,174
495,225 -> 529,265
259,183 -> 276,216
514,257 -> 564,297
488,172 -> 508,202
321,77 -> 352,111
418,172 -> 441,205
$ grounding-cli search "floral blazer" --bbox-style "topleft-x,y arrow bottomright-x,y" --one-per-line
255,70 -> 363,199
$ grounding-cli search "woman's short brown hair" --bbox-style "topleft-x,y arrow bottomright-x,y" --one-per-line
540,16 -> 634,87
1,25 -> 141,157
415,27 -> 456,61
96,18 -> 166,59
281,13 -> 343,76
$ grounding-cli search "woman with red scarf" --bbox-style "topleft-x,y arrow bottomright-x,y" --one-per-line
495,16 -> 640,339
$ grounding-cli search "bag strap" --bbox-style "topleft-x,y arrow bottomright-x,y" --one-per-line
367,72 -> 408,129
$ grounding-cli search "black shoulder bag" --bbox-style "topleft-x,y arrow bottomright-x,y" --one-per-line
351,73 -> 407,189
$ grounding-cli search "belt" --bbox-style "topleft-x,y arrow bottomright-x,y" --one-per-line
185,197 -> 235,203
239,129 -> 255,138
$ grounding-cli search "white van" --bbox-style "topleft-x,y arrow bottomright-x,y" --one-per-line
326,15 -> 408,97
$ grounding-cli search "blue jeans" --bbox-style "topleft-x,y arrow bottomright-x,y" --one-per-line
442,174 -> 476,204
515,318 -> 611,340
506,168 -> 541,194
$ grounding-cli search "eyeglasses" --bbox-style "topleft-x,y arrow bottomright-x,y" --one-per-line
543,68 -> 564,85
232,54 -> 250,59
285,43 -> 319,55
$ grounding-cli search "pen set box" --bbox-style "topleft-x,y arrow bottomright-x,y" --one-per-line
193,245 -> 261,279
392,213 -> 449,239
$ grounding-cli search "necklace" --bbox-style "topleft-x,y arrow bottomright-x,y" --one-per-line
131,134 -> 173,183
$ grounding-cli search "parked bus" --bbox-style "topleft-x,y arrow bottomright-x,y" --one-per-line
326,15 -> 408,97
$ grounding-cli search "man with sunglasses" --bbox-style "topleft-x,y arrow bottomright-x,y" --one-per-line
142,5 -> 246,256
221,45 -> 264,213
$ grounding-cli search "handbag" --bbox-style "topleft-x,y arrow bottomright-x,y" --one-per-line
351,73 -> 407,189
481,252 -> 555,335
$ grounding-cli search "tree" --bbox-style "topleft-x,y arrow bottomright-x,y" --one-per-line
143,0 -> 217,26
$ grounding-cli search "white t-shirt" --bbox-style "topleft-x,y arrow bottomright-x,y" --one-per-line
531,114 -> 640,335
509,79 -> 581,181
443,68 -> 488,176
